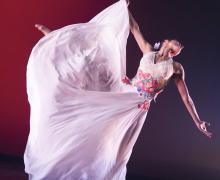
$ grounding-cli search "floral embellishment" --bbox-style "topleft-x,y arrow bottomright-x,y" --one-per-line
138,71 -> 151,79
154,42 -> 161,50
133,70 -> 164,95
137,100 -> 150,111
121,76 -> 131,85
130,69 -> 167,105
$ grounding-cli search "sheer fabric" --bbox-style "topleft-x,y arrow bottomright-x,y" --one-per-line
24,0 -> 173,179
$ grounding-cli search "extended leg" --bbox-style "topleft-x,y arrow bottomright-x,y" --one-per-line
35,24 -> 51,35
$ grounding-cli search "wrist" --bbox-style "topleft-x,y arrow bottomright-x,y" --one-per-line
195,119 -> 202,126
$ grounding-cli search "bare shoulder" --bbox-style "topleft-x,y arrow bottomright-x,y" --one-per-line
171,61 -> 185,80
173,61 -> 184,75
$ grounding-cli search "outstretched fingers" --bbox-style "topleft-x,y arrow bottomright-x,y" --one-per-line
204,121 -> 211,126
199,122 -> 213,138
205,131 -> 212,138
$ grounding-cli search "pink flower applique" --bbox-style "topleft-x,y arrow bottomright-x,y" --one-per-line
138,70 -> 152,79
121,76 -> 131,85
137,100 -> 150,111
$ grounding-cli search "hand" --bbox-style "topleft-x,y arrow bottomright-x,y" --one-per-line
121,76 -> 131,85
196,120 -> 213,138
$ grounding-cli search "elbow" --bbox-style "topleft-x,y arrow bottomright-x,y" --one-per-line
182,95 -> 192,104
131,23 -> 139,33
133,23 -> 139,30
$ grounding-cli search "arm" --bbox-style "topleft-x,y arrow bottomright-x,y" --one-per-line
127,9 -> 153,54
172,62 -> 212,138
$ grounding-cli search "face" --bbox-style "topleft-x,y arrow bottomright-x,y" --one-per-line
160,39 -> 184,57
168,40 -> 184,57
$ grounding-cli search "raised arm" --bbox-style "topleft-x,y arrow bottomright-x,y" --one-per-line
172,62 -> 212,138
127,8 -> 153,54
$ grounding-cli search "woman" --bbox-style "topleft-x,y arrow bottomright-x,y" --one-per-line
24,0 -> 212,179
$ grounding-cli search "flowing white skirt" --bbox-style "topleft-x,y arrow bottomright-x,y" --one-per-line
24,0 -> 151,179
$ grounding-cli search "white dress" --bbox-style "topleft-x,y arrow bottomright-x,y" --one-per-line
23,0 -> 174,179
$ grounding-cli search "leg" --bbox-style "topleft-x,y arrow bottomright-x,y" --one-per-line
35,24 -> 51,35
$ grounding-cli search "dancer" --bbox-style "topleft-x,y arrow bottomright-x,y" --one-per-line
24,0 -> 212,179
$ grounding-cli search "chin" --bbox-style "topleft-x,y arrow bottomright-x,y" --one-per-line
170,50 -> 181,57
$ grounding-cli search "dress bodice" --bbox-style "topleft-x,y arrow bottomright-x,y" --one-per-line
131,51 -> 174,102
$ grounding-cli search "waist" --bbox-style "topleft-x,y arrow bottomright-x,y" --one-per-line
133,85 -> 156,101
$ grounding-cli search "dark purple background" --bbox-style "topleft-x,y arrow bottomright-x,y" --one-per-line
1,0 -> 219,178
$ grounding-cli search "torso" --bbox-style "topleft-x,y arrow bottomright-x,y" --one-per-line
130,51 -> 174,100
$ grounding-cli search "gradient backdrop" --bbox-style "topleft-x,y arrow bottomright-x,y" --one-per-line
1,0 -> 219,178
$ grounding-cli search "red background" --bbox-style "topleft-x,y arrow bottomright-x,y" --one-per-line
1,0 -> 220,177
1,0 -> 116,156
